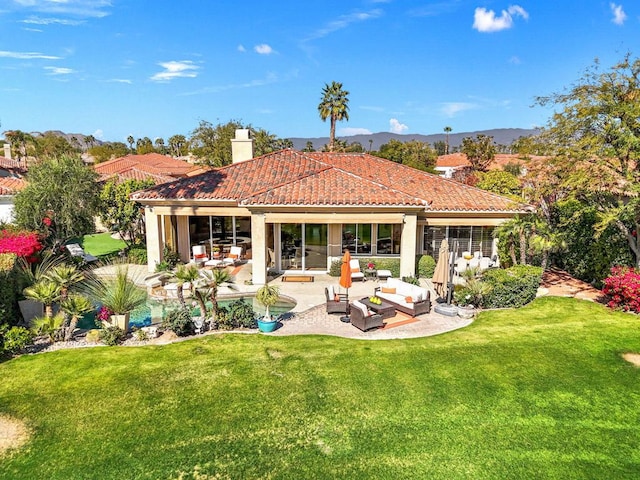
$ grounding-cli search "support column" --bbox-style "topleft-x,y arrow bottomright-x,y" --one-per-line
400,214 -> 417,278
176,216 -> 190,263
251,213 -> 267,285
144,207 -> 162,272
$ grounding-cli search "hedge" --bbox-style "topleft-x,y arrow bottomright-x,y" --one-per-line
328,255 -> 435,279
0,253 -> 19,326
481,265 -> 543,309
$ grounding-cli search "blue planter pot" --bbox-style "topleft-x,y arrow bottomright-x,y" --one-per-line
257,318 -> 278,332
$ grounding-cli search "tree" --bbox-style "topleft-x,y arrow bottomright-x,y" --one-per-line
534,54 -> 640,267
99,178 -> 154,245
444,126 -> 452,154
154,137 -> 166,154
318,81 -> 350,152
4,130 -> 35,163
168,134 -> 187,157
460,134 -> 496,172
197,268 -> 234,329
476,170 -> 521,198
375,139 -> 405,163
33,133 -> 76,159
172,264 -> 200,309
60,294 -> 93,341
127,135 -> 135,152
190,120 -> 243,167
23,281 -> 60,319
88,142 -> 129,163
401,140 -> 437,172
433,140 -> 446,156
85,135 -> 96,149
136,137 -> 154,154
302,141 -> 315,152
13,155 -> 100,244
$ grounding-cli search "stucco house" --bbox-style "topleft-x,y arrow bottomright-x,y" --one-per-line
94,153 -> 207,185
132,130 -> 529,285
0,150 -> 27,224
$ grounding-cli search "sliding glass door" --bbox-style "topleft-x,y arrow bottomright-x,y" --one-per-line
280,223 -> 327,271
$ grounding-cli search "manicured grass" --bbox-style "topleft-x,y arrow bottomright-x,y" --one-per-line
75,232 -> 126,257
1,296 -> 640,479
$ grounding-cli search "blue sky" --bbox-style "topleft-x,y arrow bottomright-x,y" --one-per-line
1,1 -> 639,143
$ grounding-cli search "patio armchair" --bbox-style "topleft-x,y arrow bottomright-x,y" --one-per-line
349,259 -> 365,282
349,300 -> 384,331
325,285 -> 349,314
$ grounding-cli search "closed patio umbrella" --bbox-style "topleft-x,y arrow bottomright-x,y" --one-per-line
432,239 -> 450,299
339,249 -> 353,322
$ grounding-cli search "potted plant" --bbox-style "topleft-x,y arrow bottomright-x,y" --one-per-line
85,264 -> 147,332
255,284 -> 280,333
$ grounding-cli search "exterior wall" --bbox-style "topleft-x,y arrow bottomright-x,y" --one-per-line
399,214 -> 417,277
0,197 -> 14,223
144,207 -> 162,272
251,213 -> 267,285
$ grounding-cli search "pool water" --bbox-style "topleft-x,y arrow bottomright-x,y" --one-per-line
79,295 -> 296,330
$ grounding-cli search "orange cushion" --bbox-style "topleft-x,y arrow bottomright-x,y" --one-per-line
229,254 -> 238,259
334,294 -> 340,302
351,267 -> 360,273
405,296 -> 413,303
381,287 -> 396,294
195,253 -> 207,259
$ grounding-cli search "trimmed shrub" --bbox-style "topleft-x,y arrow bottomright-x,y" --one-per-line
416,254 -> 436,278
127,245 -> 148,265
330,257 -> 402,278
162,307 -> 195,337
0,324 -> 34,356
217,299 -> 257,330
99,325 -> 126,346
481,265 -> 543,309
602,266 -> 640,313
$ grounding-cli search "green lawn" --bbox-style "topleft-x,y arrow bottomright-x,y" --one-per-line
73,232 -> 126,257
1,296 -> 640,479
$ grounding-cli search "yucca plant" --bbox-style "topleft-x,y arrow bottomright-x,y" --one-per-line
23,281 -> 61,319
85,264 -> 147,315
172,264 -> 201,309
30,313 -> 65,342
42,264 -> 85,301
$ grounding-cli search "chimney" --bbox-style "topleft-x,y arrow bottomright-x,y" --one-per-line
231,129 -> 254,164
3,143 -> 10,160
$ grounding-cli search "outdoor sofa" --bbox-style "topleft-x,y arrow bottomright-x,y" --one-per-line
374,277 -> 431,316
325,285 -> 349,314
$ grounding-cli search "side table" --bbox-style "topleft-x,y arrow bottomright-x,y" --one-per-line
364,268 -> 377,281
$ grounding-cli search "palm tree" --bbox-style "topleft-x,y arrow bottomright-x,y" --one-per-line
318,81 -> 350,152
444,126 -> 452,154
197,268 -> 234,329
23,281 -> 61,319
256,284 -> 280,320
60,294 -> 93,341
85,135 -> 96,149
172,264 -> 201,309
127,135 -> 135,152
42,264 -> 84,301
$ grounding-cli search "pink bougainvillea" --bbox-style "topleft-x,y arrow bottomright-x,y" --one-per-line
602,266 -> 640,313
0,230 -> 43,262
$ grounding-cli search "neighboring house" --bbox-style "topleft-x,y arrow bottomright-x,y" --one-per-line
132,130 -> 531,285
435,153 -> 544,178
0,154 -> 27,224
94,153 -> 207,185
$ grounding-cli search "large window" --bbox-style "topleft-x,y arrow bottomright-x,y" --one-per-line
377,224 -> 402,255
423,226 -> 494,258
342,224 -> 372,255
188,216 -> 252,257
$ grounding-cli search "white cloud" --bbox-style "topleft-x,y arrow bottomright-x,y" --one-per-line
0,50 -> 60,59
440,102 -> 477,117
21,16 -> 84,25
44,66 -> 74,75
150,60 -> 199,82
610,3 -> 627,25
389,118 -> 408,134
107,78 -> 132,84
93,129 -> 103,139
339,127 -> 372,136
254,44 -> 274,55
304,9 -> 383,41
237,44 -> 246,53
10,0 -> 112,18
509,55 -> 522,65
473,5 -> 528,33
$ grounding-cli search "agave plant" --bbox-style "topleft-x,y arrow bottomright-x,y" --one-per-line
42,264 -> 85,301
23,281 -> 61,319
30,313 -> 65,342
60,294 -> 94,341
84,264 -> 147,315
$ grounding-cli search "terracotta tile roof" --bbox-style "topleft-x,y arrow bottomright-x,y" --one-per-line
94,153 -> 202,184
0,177 -> 26,195
132,149 -> 525,213
98,168 -> 176,186
0,156 -> 27,174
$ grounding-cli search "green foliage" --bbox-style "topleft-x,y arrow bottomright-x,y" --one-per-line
162,307 -> 195,337
88,142 -> 129,163
13,155 -> 100,242
481,265 -> 543,308
255,284 -> 280,318
99,325 -> 126,346
401,276 -> 419,285
374,139 -> 437,172
454,278 -> 491,307
416,254 -> 436,278
460,134 -> 496,171
318,81 -> 350,151
99,178 -> 154,245
85,329 -> 101,344
33,132 -> 77,159
476,170 -> 521,197
0,253 -> 18,326
0,324 -> 34,356
217,299 -> 257,330
190,119 -> 243,166
84,263 -> 147,314
329,257 -> 401,278
127,245 -> 148,265
30,313 -> 65,342
162,246 -> 180,269
329,259 -> 342,276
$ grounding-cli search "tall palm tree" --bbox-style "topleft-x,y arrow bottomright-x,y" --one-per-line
60,294 -> 93,341
444,126 -> 452,154
318,81 -> 350,152
127,135 -> 135,152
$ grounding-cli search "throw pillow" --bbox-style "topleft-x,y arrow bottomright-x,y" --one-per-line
381,287 -> 396,294
405,296 -> 413,303
335,294 -> 340,302
229,253 -> 238,259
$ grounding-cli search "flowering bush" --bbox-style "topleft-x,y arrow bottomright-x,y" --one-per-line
0,230 -> 42,262
367,262 -> 375,270
96,305 -> 114,322
602,266 -> 640,313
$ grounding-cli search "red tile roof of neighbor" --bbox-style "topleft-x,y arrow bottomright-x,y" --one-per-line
0,156 -> 27,174
436,153 -> 547,170
0,177 -> 26,195
94,153 -> 204,184
132,150 -> 526,213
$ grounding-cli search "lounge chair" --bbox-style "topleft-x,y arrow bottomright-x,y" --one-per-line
192,245 -> 208,265
350,259 -> 365,282
65,243 -> 98,263
325,285 -> 348,314
223,246 -> 243,266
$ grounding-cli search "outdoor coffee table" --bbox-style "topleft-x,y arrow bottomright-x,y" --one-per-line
359,297 -> 396,320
